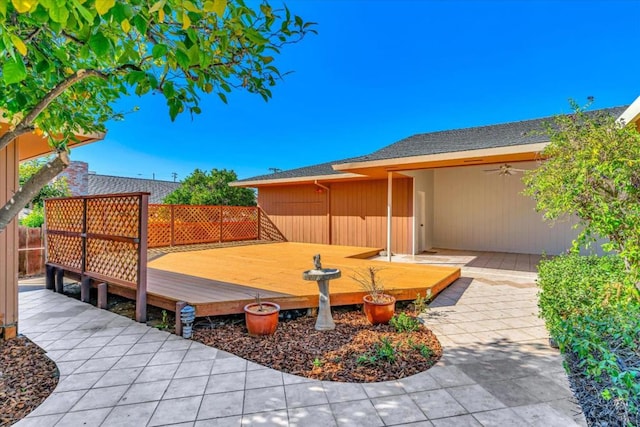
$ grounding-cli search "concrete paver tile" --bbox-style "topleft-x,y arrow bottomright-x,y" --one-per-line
183,347 -> 218,363
240,410 -> 288,426
371,394 -> 428,425
56,346 -> 100,362
102,401 -> 159,426
362,380 -> 405,398
160,339 -> 193,352
149,396 -> 203,426
288,404 -> 337,427
198,391 -> 245,419
512,375 -> 574,402
399,372 -> 440,393
283,373 -> 314,385
245,368 -> 283,389
54,407 -> 111,427
284,382 -> 328,408
205,372 -> 247,394
54,371 -> 105,392
126,340 -> 164,355
479,379 -> 541,407
148,349 -> 188,366
410,389 -> 467,419
472,407 -> 532,426
321,381 -> 368,403
431,414 -> 482,427
331,400 -> 384,427
112,352 -> 154,369
210,357 -> 246,375
512,402 -> 582,426
195,415 -> 242,426
94,367 -> 143,388
136,364 -> 180,383
446,384 -> 507,413
73,356 -> 120,374
243,386 -> 287,413
27,390 -> 86,416
109,334 -> 144,346
92,344 -> 134,359
119,379 -> 171,404
164,376 -> 209,399
174,360 -> 215,379
71,384 -> 129,411
12,414 -> 63,427
75,336 -> 114,349
428,366 -> 476,388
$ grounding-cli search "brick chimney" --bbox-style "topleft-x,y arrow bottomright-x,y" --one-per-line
59,161 -> 88,196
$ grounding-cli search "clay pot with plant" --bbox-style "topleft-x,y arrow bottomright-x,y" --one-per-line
351,267 -> 396,325
244,293 -> 280,336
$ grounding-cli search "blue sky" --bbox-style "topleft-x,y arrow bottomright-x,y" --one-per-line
72,0 -> 640,182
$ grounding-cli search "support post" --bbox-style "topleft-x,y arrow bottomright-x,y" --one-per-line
175,301 -> 187,337
55,268 -> 65,293
387,172 -> 393,262
97,283 -> 108,309
45,264 -> 55,290
170,204 -> 175,247
80,276 -> 92,303
136,194 -> 149,323
219,205 -> 223,243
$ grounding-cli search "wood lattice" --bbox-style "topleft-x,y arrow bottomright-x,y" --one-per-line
259,209 -> 287,242
148,205 -> 172,248
44,193 -> 147,287
173,205 -> 222,245
221,206 -> 258,241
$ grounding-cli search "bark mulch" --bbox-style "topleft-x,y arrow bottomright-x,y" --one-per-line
192,309 -> 442,382
0,336 -> 58,427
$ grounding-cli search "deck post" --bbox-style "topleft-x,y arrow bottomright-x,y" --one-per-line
175,301 -> 187,337
45,264 -> 55,290
136,194 -> 149,323
80,276 -> 92,303
97,283 -> 108,309
387,172 -> 393,262
55,268 -> 65,293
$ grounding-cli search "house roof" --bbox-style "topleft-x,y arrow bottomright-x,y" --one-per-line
87,174 -> 180,204
233,105 -> 628,187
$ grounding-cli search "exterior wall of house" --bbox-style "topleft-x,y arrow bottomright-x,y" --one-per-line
257,178 -> 413,254
431,161 -> 577,254
1,140 -> 19,339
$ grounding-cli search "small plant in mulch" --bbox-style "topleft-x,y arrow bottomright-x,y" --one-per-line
192,308 -> 442,382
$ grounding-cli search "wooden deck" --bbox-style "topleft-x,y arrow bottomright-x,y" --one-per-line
122,242 -> 461,317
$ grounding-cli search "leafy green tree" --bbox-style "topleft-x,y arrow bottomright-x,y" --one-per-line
0,0 -> 315,231
164,168 -> 255,206
523,101 -> 640,291
19,158 -> 70,208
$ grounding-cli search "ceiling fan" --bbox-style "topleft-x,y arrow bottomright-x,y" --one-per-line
483,163 -> 528,176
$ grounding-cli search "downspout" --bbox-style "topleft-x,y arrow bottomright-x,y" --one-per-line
314,180 -> 332,245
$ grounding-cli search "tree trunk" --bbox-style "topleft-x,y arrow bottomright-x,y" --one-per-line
0,152 -> 70,233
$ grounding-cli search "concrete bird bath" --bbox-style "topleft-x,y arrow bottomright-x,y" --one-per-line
302,254 -> 341,331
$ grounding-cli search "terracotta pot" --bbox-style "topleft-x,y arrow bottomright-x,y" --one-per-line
244,302 -> 280,336
362,294 -> 396,325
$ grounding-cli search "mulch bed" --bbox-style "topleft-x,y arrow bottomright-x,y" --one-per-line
0,336 -> 58,427
192,308 -> 442,382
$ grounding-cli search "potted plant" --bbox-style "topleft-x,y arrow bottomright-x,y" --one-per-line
244,293 -> 280,336
351,267 -> 396,325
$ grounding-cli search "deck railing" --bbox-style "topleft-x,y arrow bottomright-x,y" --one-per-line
148,204 -> 286,248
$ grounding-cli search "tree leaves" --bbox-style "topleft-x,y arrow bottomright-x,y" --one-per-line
88,32 -> 110,57
95,0 -> 115,15
11,0 -> 36,13
3,56 -> 27,84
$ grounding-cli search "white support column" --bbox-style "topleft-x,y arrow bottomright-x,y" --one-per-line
387,171 -> 393,262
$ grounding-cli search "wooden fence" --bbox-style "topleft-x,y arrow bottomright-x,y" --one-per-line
148,204 -> 285,248
44,193 -> 149,321
18,226 -> 45,277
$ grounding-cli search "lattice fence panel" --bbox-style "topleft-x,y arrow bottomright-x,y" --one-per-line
86,196 -> 140,238
85,239 -> 138,285
258,209 -> 287,242
222,206 -> 258,242
46,234 -> 83,271
148,204 -> 172,248
45,199 -> 83,233
173,205 -> 221,245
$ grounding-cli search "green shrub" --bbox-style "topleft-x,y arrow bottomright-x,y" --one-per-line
20,206 -> 44,228
537,254 -> 640,417
390,312 -> 421,333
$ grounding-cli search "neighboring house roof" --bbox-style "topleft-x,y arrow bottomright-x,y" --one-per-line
233,105 -> 628,186
87,175 -> 180,203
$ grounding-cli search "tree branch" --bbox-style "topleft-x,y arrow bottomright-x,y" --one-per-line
0,69 -> 107,153
0,151 -> 70,233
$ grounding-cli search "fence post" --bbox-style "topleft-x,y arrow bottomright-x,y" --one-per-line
55,268 -> 64,293
175,301 -> 187,337
136,194 -> 149,323
219,205 -> 223,243
81,276 -> 92,303
81,198 -> 87,275
45,264 -> 55,290
257,208 -> 261,240
170,204 -> 175,247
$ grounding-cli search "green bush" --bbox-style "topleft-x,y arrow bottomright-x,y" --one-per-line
20,207 -> 45,228
537,254 -> 640,418
390,312 -> 421,333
